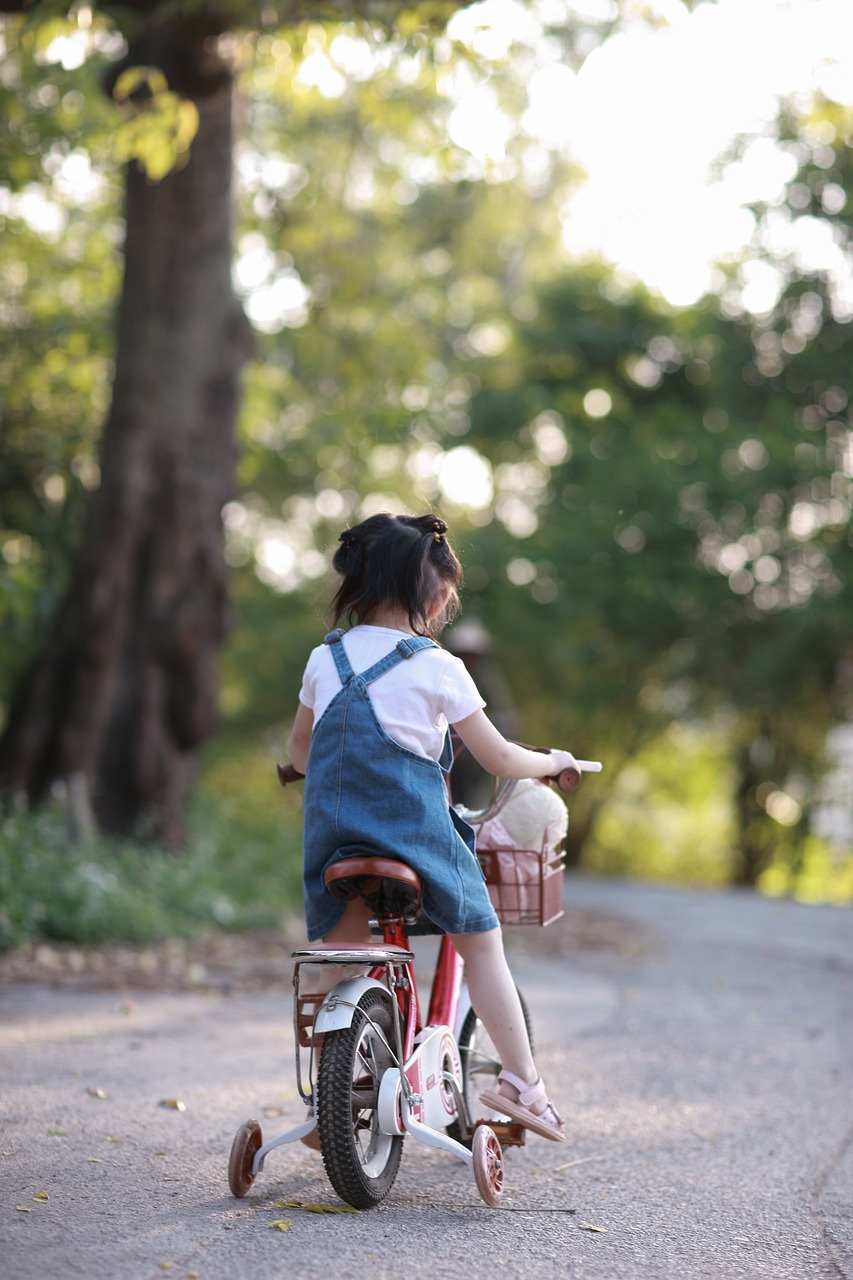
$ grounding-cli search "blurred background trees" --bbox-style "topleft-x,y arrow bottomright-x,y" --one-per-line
1,0 -> 850,925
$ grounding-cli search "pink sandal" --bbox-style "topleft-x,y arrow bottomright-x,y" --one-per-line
480,1070 -> 565,1142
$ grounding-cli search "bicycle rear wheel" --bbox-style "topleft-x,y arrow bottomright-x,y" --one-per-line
317,987 -> 403,1209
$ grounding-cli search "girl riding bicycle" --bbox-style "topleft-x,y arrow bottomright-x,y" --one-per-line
289,512 -> 575,1142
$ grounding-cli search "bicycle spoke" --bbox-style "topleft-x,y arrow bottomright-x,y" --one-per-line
468,1057 -> 500,1079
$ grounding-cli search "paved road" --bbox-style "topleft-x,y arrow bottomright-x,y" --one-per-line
1,875 -> 851,1279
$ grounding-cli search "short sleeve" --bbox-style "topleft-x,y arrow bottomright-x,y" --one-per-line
298,651 -> 319,710
436,653 -> 486,726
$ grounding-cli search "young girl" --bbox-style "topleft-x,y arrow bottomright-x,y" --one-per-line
289,512 -> 576,1141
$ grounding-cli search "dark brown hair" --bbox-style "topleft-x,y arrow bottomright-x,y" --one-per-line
330,513 -> 462,636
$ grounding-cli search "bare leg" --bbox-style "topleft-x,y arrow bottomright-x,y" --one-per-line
300,898 -> 374,995
449,926 -> 549,1113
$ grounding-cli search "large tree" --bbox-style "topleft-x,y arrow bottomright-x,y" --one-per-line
0,0 -> 464,840
1,3 -> 250,841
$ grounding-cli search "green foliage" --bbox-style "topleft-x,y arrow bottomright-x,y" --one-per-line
452,225 -> 850,882
584,725 -> 852,903
111,64 -> 199,180
0,12 -> 123,700
196,729 -> 305,840
1,3 -> 850,900
218,15 -> 589,729
0,794 -> 303,951
225,55 -> 849,892
582,725 -> 738,888
759,835 -> 853,907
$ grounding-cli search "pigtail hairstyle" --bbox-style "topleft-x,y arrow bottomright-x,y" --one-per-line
331,513 -> 462,635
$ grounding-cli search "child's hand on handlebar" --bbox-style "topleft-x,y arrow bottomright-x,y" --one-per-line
548,750 -> 578,776
546,753 -> 603,792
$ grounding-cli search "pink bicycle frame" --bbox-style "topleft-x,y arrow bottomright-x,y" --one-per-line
372,919 -> 464,1063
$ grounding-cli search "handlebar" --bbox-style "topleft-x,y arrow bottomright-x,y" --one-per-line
277,759 -> 602,792
553,760 -> 602,793
277,763 -> 305,787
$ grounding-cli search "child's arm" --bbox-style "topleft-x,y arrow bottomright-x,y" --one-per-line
290,703 -> 314,775
453,708 -> 574,780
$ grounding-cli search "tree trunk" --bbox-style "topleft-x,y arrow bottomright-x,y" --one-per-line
732,736 -> 776,887
0,20 -> 252,842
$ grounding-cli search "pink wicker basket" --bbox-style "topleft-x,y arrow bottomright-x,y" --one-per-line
476,844 -> 565,927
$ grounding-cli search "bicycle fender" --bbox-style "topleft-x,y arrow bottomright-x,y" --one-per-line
313,977 -> 391,1033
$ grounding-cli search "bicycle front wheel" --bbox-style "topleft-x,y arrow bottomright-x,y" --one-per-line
317,987 -> 403,1209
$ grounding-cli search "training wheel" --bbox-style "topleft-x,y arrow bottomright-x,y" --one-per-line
228,1119 -> 262,1198
472,1124 -> 504,1207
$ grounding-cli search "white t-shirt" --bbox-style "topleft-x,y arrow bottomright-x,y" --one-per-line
299,625 -> 486,761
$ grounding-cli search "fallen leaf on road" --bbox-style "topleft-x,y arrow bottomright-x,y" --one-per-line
87,1087 -> 108,1100
579,1222 -> 607,1233
47,1129 -> 67,1137
33,1192 -> 49,1202
268,1219 -> 292,1232
15,1206 -> 33,1213
276,1197 -> 360,1215
159,1099 -> 186,1112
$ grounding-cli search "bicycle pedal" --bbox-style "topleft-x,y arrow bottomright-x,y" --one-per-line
478,1119 -> 526,1148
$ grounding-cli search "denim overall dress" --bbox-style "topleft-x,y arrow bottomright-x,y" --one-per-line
302,630 -> 499,941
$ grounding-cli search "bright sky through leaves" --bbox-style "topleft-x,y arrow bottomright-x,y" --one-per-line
445,0 -> 853,308
27,0 -> 853,318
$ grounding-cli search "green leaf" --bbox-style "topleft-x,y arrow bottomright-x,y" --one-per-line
113,66 -> 169,103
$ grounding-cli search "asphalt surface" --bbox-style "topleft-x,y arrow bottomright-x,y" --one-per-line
1,874 -> 851,1280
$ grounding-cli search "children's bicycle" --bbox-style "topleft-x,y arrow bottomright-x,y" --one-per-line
227,756 -> 601,1210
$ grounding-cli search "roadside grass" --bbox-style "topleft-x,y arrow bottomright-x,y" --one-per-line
0,794 -> 303,952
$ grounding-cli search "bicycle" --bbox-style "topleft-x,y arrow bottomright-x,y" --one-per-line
227,755 -> 601,1210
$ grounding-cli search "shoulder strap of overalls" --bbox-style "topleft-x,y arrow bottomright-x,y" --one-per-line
323,629 -> 355,684
360,634 -> 437,685
323,630 -> 437,687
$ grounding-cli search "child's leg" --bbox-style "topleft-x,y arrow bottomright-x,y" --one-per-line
300,898 -> 374,995
449,925 -> 547,1111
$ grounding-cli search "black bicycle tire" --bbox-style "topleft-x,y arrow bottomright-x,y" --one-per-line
317,988 -> 404,1209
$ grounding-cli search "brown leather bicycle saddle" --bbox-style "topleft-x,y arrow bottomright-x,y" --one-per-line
324,855 -> 423,919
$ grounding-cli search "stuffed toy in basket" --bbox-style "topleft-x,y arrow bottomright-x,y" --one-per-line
472,780 -> 568,924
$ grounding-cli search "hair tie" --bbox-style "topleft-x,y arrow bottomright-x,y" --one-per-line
433,531 -> 444,543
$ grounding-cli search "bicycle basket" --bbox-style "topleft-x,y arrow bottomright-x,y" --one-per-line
476,844 -> 565,927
